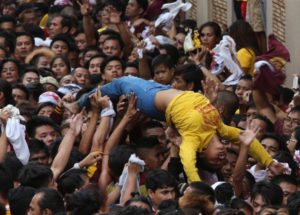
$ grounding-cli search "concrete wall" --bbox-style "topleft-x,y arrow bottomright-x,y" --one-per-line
195,0 -> 300,87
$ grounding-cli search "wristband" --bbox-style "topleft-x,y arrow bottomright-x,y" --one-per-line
73,163 -> 81,169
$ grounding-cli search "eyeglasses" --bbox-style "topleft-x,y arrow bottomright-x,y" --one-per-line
284,117 -> 300,126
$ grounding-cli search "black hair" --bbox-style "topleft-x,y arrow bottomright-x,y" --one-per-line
26,82 -> 45,102
36,188 -> 65,214
157,199 -> 179,214
140,120 -> 163,134
250,181 -> 283,206
145,169 -> 177,192
124,196 -> 152,211
29,139 -> 50,157
50,55 -> 71,72
18,163 -> 53,189
12,83 -> 30,100
22,66 -> 40,79
261,133 -> 289,152
52,14 -> 72,32
278,86 -> 294,105
57,169 -> 87,196
289,106 -> 300,114
239,74 -> 253,82
108,145 -> 135,178
66,188 -> 103,215
159,44 -> 179,65
0,79 -> 15,105
215,183 -> 234,206
253,114 -> 274,133
116,206 -> 152,215
0,164 -> 13,200
134,137 -> 161,151
293,126 -> 300,150
287,191 -> 300,215
36,101 -> 56,115
182,19 -> 197,30
125,61 -> 138,70
22,23 -> 45,39
0,15 -> 17,25
50,33 -> 72,50
0,58 -> 22,77
152,54 -> 174,71
273,151 -> 299,177
174,64 -> 204,92
135,0 -> 149,13
100,56 -> 125,74
86,53 -> 106,68
8,186 -> 36,215
230,198 -> 253,214
188,182 -> 216,204
15,31 -> 34,49
2,154 -> 23,183
271,174 -> 298,187
26,116 -> 60,138
0,31 -> 15,53
103,35 -> 125,51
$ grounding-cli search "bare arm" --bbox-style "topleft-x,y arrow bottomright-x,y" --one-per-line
78,0 -> 97,46
51,110 -> 84,180
252,90 -> 277,123
0,131 -> 8,162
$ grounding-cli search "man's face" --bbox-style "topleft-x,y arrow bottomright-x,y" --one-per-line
172,75 -> 189,91
203,135 -> 227,170
15,35 -> 34,59
2,4 -> 17,16
22,72 -> 39,85
102,60 -> 123,83
103,39 -> 122,57
141,145 -> 164,170
0,21 -> 14,33
153,64 -> 174,85
279,182 -> 297,205
34,125 -> 58,146
251,194 -> 267,214
143,127 -> 167,146
235,79 -> 253,104
148,187 -> 176,209
28,193 -> 43,215
12,88 -> 27,104
22,11 -> 38,25
125,0 -> 142,19
261,138 -> 279,158
30,151 -> 49,165
48,16 -> 64,38
283,111 -> 300,137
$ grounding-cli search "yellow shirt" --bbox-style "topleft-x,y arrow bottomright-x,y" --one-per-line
166,91 -> 273,183
237,48 -> 256,75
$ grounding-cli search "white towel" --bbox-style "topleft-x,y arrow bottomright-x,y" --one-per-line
118,154 -> 145,203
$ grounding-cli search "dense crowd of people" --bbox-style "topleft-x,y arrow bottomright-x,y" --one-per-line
0,0 -> 299,215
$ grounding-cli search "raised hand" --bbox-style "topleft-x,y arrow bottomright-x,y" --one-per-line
69,108 -> 85,136
77,0 -> 91,16
239,123 -> 260,147
117,95 -> 128,116
94,89 -> 110,109
0,110 -> 11,125
79,151 -> 102,168
107,5 -> 121,24
124,93 -> 140,121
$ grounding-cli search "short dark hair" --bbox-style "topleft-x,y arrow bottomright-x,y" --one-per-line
159,44 -> 179,65
152,54 -> 174,71
18,163 -> 53,189
289,106 -> 300,115
287,191 -> 300,215
271,174 -> 298,187
0,58 -> 22,76
21,66 -> 40,79
253,114 -> 274,133
135,0 -> 148,13
29,139 -> 50,157
251,181 -> 283,206
66,188 -> 103,215
117,206 -> 152,215
8,186 -> 36,215
36,188 -> 65,214
57,169 -> 87,196
145,169 -> 177,192
15,31 -> 34,49
0,79 -> 15,105
100,56 -> 125,74
215,183 -> 234,206
174,64 -> 204,92
0,15 -> 17,26
108,145 -> 135,177
261,133 -> 289,152
189,182 -> 216,203
50,33 -> 72,50
0,164 -> 13,200
103,35 -> 125,51
239,74 -> 253,82
26,116 -> 60,138
12,84 -> 30,100
141,120 -> 163,134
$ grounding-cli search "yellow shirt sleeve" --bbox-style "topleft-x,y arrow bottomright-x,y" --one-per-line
217,123 -> 273,167
237,48 -> 256,75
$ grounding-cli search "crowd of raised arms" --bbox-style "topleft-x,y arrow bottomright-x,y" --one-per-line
0,0 -> 299,215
